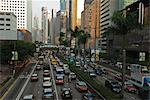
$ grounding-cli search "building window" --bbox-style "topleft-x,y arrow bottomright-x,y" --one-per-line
0,24 -> 4,26
6,19 -> 10,21
0,29 -> 4,30
0,18 -> 4,21
6,24 -> 10,26
6,29 -> 10,30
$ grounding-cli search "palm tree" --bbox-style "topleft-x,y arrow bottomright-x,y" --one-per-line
106,11 -> 142,97
78,30 -> 91,65
59,32 -> 66,45
69,26 -> 80,56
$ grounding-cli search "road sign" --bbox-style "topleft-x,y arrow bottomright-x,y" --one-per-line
11,51 -> 18,60
139,52 -> 145,61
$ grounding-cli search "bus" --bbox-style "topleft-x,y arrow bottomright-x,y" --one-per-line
56,67 -> 64,77
130,64 -> 150,99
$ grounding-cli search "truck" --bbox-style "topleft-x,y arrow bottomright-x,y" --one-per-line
130,64 -> 150,99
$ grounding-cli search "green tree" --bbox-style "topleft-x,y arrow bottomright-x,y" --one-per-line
68,26 -> 81,57
106,11 -> 142,97
59,32 -> 69,46
78,30 -> 91,65
0,40 -> 36,64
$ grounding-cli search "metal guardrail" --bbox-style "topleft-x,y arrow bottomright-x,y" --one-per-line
58,55 -> 106,100
76,71 -> 106,100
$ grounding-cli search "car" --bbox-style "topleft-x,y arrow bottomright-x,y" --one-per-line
56,76 -> 64,85
89,70 -> 96,77
114,74 -> 127,82
42,88 -> 54,99
23,94 -> 34,100
124,81 -> 137,93
115,62 -> 122,69
69,72 -> 76,80
105,79 -> 121,93
76,61 -> 81,68
125,84 -> 137,93
43,81 -> 52,88
95,68 -> 103,75
61,86 -> 72,99
43,65 -> 50,70
43,70 -> 50,77
82,93 -> 95,100
51,59 -> 57,65
59,62 -> 63,67
43,77 -> 51,82
36,65 -> 41,70
63,64 -> 69,69
75,81 -> 88,92
31,74 -> 38,81
64,68 -> 70,75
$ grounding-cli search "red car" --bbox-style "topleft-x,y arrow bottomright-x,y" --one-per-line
56,76 -> 64,85
31,74 -> 38,81
75,81 -> 88,92
125,83 -> 137,93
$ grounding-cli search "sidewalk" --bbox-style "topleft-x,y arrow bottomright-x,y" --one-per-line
0,64 -> 12,85
0,58 -> 32,86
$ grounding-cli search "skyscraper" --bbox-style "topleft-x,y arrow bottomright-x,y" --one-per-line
60,0 -> 66,11
41,7 -> 48,44
0,0 -> 32,32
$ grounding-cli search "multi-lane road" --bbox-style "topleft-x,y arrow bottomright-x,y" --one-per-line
1,51 -> 141,100
1,56 -> 101,100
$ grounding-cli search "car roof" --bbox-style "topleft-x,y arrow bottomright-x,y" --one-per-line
44,70 -> 49,72
23,94 -> 33,99
77,81 -> 86,85
44,88 -> 52,92
32,74 -> 37,76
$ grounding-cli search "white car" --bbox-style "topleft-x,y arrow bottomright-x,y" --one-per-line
43,77 -> 51,82
76,61 -> 81,68
69,72 -> 76,80
43,81 -> 52,88
63,64 -> 69,69
23,94 -> 34,100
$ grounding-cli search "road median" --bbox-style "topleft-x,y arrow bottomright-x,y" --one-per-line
58,55 -> 123,100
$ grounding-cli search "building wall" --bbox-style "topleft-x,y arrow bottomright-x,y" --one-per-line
81,11 -> 85,30
0,12 -> 17,40
100,0 -> 119,53
71,0 -> 77,30
0,0 -> 32,32
17,29 -> 32,41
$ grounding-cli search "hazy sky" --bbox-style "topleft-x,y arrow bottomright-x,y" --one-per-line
32,0 -> 60,17
32,0 -> 84,27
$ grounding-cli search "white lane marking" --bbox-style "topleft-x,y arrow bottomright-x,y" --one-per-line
48,58 -> 59,100
16,61 -> 38,100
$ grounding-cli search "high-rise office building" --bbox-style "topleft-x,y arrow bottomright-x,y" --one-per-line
99,0 -> 119,53
66,0 -> 77,30
0,12 -> 17,40
41,7 -> 48,44
0,0 -> 32,32
60,0 -> 66,11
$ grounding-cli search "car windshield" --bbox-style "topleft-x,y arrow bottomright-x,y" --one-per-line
79,82 -> 86,86
32,74 -> 37,77
57,76 -> 63,79
64,90 -> 70,94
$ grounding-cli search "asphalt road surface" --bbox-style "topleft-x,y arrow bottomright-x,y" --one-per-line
2,63 -> 36,100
